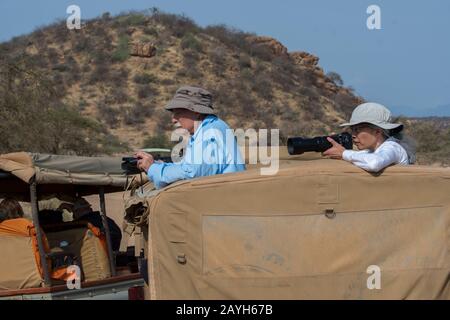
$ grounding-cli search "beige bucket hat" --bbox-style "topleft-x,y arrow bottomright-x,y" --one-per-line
340,102 -> 403,131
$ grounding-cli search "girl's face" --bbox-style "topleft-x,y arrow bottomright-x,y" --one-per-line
350,124 -> 384,151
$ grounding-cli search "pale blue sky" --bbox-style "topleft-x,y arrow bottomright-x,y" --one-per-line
1,0 -> 449,116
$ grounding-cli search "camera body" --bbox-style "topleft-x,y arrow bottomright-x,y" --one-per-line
287,132 -> 353,155
121,157 -> 140,175
121,154 -> 174,175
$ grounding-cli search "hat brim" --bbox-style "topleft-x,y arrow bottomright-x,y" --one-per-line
165,98 -> 215,115
340,121 -> 403,130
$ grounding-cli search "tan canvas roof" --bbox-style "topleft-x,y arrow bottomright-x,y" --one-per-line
0,152 -> 132,197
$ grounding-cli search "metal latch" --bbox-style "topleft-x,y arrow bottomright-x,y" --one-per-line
324,208 -> 336,219
177,254 -> 187,265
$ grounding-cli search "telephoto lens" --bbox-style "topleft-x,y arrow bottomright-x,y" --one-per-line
287,132 -> 353,155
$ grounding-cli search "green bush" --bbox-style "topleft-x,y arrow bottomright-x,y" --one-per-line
252,74 -> 273,100
204,24 -> 250,51
326,71 -> 344,86
111,35 -> 130,62
143,27 -> 158,36
152,11 -> 199,38
181,33 -> 202,52
142,134 -> 174,149
238,54 -> 252,69
127,13 -> 146,26
133,73 -> 157,84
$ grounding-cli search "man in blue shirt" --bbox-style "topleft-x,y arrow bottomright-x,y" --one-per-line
135,86 -> 246,189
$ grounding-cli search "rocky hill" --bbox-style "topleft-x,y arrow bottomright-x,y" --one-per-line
0,9 -> 362,154
1,9 -> 448,165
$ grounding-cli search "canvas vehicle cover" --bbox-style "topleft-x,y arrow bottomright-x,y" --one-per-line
144,158 -> 450,299
0,152 -> 131,197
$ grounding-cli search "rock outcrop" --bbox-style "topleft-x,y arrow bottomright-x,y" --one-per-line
246,36 -> 288,57
290,51 -> 319,67
130,42 -> 156,58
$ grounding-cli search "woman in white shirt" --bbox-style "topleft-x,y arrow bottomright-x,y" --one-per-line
323,102 -> 416,172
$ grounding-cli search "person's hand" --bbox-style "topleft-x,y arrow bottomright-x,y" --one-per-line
322,137 -> 345,160
134,151 -> 154,172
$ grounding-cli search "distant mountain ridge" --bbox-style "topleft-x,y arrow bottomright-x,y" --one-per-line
391,104 -> 450,117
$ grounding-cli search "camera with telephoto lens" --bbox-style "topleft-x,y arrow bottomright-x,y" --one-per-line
287,132 -> 353,155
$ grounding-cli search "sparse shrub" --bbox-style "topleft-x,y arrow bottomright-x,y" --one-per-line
142,133 -> 174,149
133,73 -> 157,84
209,46 -> 226,68
98,103 -> 120,128
160,78 -> 175,86
240,68 -> 253,81
136,85 -> 158,99
126,13 -> 146,26
334,92 -> 358,119
326,71 -> 344,86
82,64 -> 91,73
252,74 -> 273,100
156,112 -> 174,132
176,69 -> 187,78
111,35 -> 130,62
78,99 -> 88,111
238,54 -> 252,69
143,27 -> 158,36
204,25 -> 250,51
123,103 -> 154,126
53,64 -> 70,72
88,63 -> 109,85
269,57 -> 297,90
152,11 -> 199,38
53,21 -> 70,43
160,61 -> 173,71
47,48 -> 59,64
303,100 -> 325,120
107,68 -> 129,87
249,44 -> 274,61
179,49 -> 202,78
181,33 -> 202,52
137,86 -> 150,99
101,12 -> 111,21
73,34 -> 95,53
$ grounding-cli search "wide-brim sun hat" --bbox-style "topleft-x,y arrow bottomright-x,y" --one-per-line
165,85 -> 215,115
340,102 -> 403,131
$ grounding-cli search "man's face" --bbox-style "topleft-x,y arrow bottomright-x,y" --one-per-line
171,108 -> 202,134
350,124 -> 383,150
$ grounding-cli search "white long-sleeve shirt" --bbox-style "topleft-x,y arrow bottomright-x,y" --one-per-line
342,137 -> 409,172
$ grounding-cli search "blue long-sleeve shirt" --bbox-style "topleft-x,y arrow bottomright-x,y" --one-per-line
147,115 -> 246,189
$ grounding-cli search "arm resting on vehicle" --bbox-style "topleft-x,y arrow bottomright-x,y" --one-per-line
342,147 -> 401,172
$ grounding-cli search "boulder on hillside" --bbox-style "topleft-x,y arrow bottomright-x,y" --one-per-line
246,36 -> 288,57
130,42 -> 156,58
290,51 -> 319,67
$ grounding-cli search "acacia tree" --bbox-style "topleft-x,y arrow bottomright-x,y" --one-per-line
0,56 -> 127,155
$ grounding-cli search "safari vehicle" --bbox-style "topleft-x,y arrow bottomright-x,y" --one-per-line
128,148 -> 450,299
0,152 -> 144,300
